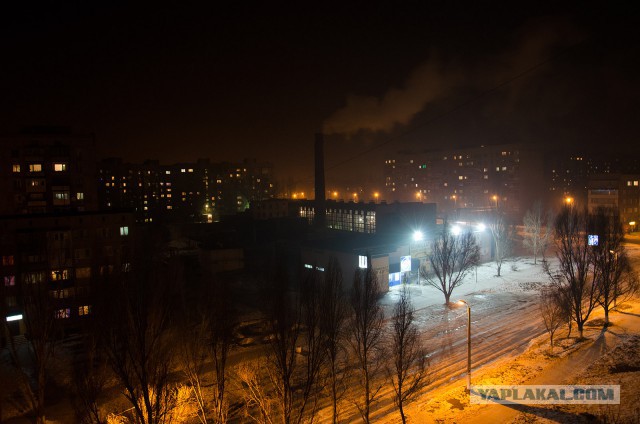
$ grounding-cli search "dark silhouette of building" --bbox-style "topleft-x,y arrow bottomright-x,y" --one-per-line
0,127 -> 98,215
98,158 -> 274,223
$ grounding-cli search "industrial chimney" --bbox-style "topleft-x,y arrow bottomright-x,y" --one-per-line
314,133 -> 326,227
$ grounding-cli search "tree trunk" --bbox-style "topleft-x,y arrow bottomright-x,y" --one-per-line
399,402 -> 406,424
604,308 -> 609,325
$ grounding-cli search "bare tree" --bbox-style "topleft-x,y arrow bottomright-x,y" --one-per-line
235,360 -> 276,424
96,245 -> 180,424
590,208 -> 640,324
420,222 -> 480,304
263,261 -> 301,424
539,288 -> 564,353
546,207 -> 598,338
178,271 -> 237,424
69,330 -> 109,424
349,263 -> 385,423
319,258 -> 348,424
489,211 -> 514,277
298,268 -> 328,422
386,285 -> 429,424
523,201 -> 554,265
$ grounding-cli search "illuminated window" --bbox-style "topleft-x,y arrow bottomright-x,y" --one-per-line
77,192 -> 84,200
3,275 -> 15,286
51,269 -> 69,281
165,170 -> 171,174
29,163 -> 42,172
167,205 -> 172,209
78,305 -> 91,316
188,168 -> 193,173
358,255 -> 368,269
12,164 -> 20,173
53,163 -> 67,171
635,181 -> 639,186
55,308 -> 71,319
181,169 -> 186,173
2,255 -> 14,266
122,262 -> 131,272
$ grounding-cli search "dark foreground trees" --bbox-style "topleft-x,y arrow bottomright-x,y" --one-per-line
539,288 -> 565,352
523,201 -> 553,265
386,285 -> 429,424
349,263 -> 385,424
96,246 -> 182,424
420,222 -> 480,304
590,208 -> 639,324
546,207 -> 598,339
319,258 -> 349,424
489,211 -> 514,277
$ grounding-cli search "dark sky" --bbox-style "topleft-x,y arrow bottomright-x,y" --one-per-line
1,2 -> 638,190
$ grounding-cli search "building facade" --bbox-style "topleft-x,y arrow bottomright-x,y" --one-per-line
98,158 -> 275,223
0,129 -> 98,215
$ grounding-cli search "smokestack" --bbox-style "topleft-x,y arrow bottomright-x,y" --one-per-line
314,133 -> 326,227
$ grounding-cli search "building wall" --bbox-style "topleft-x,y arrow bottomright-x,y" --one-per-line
0,130 -> 98,215
383,144 -> 545,219
0,211 -> 134,337
99,158 -> 275,223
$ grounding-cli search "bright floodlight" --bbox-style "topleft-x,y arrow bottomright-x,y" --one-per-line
413,230 -> 424,242
451,225 -> 461,236
476,223 -> 486,232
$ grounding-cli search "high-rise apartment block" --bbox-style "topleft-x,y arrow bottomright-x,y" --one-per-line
0,128 -> 98,215
384,144 -> 546,217
98,158 -> 275,223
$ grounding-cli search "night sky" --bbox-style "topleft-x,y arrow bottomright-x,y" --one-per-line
1,2 -> 638,191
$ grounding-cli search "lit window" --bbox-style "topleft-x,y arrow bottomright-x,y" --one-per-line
51,269 -> 69,281
3,275 -> 15,286
55,308 -> 71,319
188,168 -> 193,173
167,205 -> 172,209
78,305 -> 91,316
2,255 -> 14,266
181,169 -> 186,173
166,170 -> 171,174
53,163 -> 67,171
77,192 -> 84,200
29,164 -> 42,172
358,255 -> 368,269
12,164 -> 20,173
122,262 -> 131,272
635,181 -> 639,186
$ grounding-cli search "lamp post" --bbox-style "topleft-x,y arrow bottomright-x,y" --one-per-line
458,299 -> 471,390
492,195 -> 498,209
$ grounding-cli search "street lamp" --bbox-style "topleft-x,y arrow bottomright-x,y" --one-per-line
374,192 -> 379,203
458,299 -> 471,391
564,196 -> 574,207
492,195 -> 498,209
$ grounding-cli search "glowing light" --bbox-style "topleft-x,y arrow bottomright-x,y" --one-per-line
565,196 -> 574,204
6,314 -> 23,322
451,225 -> 461,236
333,191 -> 338,198
630,221 -> 636,226
476,223 -> 486,232
413,230 -> 424,242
